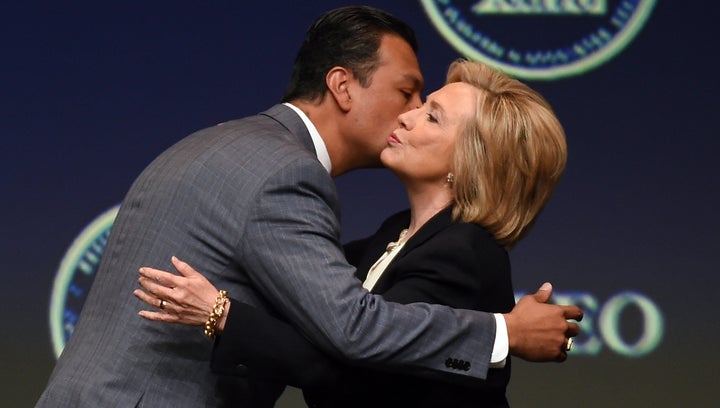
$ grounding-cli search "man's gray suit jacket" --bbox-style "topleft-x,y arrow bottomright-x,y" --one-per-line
35,104 -> 496,407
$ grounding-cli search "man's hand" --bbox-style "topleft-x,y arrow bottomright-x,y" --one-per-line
503,282 -> 583,362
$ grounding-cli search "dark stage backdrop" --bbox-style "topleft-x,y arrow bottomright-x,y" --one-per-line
3,1 -> 717,407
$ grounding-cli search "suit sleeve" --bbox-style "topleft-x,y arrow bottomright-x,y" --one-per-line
208,227 -> 504,387
207,239 -> 373,386
208,235 -> 380,386
228,157 -> 497,380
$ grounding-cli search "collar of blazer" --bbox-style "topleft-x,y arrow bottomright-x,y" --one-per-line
354,206 -> 454,283
260,104 -> 315,155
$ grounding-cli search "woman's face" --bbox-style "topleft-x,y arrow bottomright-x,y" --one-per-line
381,82 -> 478,185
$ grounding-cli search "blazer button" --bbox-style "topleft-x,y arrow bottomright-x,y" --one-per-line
446,357 -> 468,370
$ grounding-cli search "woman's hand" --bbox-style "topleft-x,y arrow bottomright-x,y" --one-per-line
134,256 -> 230,332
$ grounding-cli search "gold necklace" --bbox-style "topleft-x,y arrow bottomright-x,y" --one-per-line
385,228 -> 409,253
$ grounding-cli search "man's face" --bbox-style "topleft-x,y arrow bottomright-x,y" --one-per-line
345,34 -> 424,168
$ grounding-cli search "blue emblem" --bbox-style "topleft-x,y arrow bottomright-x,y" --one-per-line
421,0 -> 657,80
49,205 -> 119,357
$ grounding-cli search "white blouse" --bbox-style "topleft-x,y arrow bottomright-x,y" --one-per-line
362,229 -> 409,291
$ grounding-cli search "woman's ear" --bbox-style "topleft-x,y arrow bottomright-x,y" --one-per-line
326,66 -> 352,112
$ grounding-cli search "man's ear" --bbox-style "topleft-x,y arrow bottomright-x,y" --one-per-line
326,67 -> 352,112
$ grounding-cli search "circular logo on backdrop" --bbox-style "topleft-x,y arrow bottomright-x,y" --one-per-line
49,205 -> 119,357
421,0 -> 656,80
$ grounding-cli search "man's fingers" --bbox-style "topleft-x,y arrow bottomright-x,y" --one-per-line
533,282 -> 553,303
566,322 -> 580,338
561,305 -> 584,321
556,351 -> 568,362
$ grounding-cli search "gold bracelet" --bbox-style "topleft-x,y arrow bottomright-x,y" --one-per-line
203,290 -> 229,338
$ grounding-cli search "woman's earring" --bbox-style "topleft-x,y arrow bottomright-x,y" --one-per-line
446,172 -> 454,185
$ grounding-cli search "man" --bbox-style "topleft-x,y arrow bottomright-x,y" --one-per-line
36,6 -> 581,407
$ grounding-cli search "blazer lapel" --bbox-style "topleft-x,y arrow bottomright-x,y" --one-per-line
355,207 -> 454,292
353,210 -> 410,282
395,207 -> 453,259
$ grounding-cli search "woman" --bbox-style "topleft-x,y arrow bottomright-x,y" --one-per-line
135,59 -> 567,407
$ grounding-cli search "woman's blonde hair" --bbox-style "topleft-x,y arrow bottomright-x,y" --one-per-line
447,59 -> 567,247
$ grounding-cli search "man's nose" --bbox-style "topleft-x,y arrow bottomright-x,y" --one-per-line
408,94 -> 422,111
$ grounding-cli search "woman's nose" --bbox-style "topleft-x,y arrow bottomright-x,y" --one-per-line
398,112 -> 408,129
398,107 -> 418,129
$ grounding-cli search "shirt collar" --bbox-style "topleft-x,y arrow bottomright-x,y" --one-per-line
283,102 -> 332,174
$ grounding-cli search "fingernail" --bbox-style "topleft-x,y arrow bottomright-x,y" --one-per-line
540,282 -> 552,291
